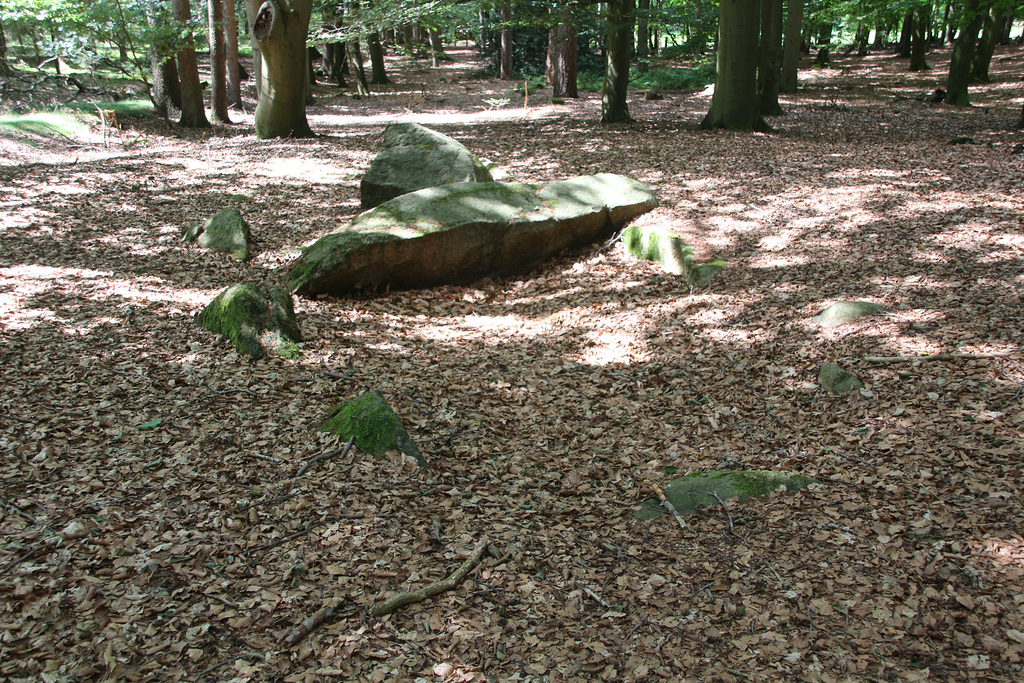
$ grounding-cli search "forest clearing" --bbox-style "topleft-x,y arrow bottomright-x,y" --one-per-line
2,42 -> 1024,682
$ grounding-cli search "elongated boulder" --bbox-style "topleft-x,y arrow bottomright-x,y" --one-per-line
288,174 -> 658,297
360,122 -> 494,209
634,470 -> 818,521
623,225 -> 726,286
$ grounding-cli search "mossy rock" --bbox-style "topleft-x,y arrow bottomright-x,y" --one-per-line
198,283 -> 301,360
818,362 -> 865,395
635,470 -> 817,521
812,301 -> 882,328
321,390 -> 426,467
183,208 -> 252,260
622,224 -> 725,286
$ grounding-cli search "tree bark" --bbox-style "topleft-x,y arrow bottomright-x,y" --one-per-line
758,0 -> 784,115
601,0 -> 634,123
972,7 -> 1004,82
499,4 -> 513,80
897,11 -> 912,57
946,0 -> 987,106
223,0 -> 242,106
1017,100 -> 1024,128
700,0 -> 769,131
147,1 -> 182,116
367,30 -> 389,83
347,40 -> 369,96
637,0 -> 649,60
172,0 -> 211,128
245,0 -> 314,138
322,10 -> 346,87
909,5 -> 930,71
780,0 -> 802,93
208,0 -> 231,123
0,9 -> 11,77
547,20 -> 578,98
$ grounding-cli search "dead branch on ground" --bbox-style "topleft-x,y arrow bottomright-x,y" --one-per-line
863,350 -> 1021,363
652,484 -> 687,531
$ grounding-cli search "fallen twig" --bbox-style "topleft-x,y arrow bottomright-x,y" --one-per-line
246,452 -> 283,464
863,351 -> 1020,363
282,597 -> 350,647
651,484 -> 687,531
1,537 -> 60,573
0,499 -> 38,524
709,490 -> 734,532
371,537 -> 490,618
294,437 -> 355,478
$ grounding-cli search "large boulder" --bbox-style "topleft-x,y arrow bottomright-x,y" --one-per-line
288,173 -> 659,297
360,122 -> 494,209
198,283 -> 301,360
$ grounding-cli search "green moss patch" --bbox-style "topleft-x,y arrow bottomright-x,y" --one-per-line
320,390 -> 426,467
198,283 -> 301,360
635,470 -> 817,521
622,225 -> 725,286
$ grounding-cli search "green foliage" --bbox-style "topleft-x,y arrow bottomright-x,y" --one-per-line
630,60 -> 716,91
0,110 -> 91,139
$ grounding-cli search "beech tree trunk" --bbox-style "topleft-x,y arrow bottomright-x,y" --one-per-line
897,11 -> 912,57
601,0 -> 634,123
172,0 -> 211,128
208,0 -> 231,123
223,0 -> 242,106
636,0 -> 649,60
758,0 -> 784,115
946,0 -> 987,106
0,10 -> 11,77
245,0 -> 314,138
147,2 -> 182,116
972,8 -> 1005,82
909,5 -> 930,71
700,0 -> 768,131
347,40 -> 369,97
322,10 -> 346,87
780,0 -> 802,93
547,20 -> 578,98
499,5 -> 513,80
367,30 -> 389,83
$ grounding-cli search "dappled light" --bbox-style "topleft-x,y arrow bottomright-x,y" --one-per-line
2,38 -> 1024,682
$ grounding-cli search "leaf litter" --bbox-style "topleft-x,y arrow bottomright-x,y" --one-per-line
1,46 -> 1024,681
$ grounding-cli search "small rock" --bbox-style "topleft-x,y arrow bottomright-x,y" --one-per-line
819,362 -> 865,395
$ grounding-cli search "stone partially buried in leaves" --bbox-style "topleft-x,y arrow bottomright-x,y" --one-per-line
198,283 -> 301,360
813,301 -> 882,328
183,208 -> 252,260
635,470 -> 817,521
622,224 -> 726,286
360,122 -> 494,209
818,362 -> 865,395
321,390 -> 426,467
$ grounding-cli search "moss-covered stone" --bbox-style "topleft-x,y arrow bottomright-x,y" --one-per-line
198,283 -> 302,360
321,390 -> 426,467
183,208 -> 252,260
813,301 -> 883,328
635,470 -> 818,521
622,224 -> 726,286
818,362 -> 865,395
287,174 -> 658,297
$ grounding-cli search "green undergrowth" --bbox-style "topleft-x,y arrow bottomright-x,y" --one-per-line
0,111 -> 91,140
577,61 -> 716,93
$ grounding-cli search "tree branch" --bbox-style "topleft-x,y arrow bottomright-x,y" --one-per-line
371,537 -> 490,618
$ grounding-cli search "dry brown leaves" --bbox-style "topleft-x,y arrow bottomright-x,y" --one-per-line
2,46 -> 1024,682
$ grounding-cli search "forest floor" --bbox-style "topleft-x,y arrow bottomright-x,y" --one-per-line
2,44 -> 1024,682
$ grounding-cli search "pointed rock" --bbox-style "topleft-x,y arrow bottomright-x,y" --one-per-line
320,390 -> 426,467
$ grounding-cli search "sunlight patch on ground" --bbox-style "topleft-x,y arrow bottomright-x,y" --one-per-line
578,327 -> 649,367
252,156 -> 357,184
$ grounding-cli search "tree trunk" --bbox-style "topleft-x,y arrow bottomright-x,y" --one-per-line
499,5 -> 513,80
780,0 -> 802,93
855,22 -> 869,56
547,20 -> 578,98
758,0 -> 784,115
601,0 -> 634,123
998,13 -> 1013,44
208,0 -> 231,123
897,11 -> 912,57
700,0 -> 769,131
1017,100 -> 1024,128
147,2 -> 182,116
946,0 -> 987,106
909,5 -> 930,71
972,8 -> 1004,82
322,10 -> 346,87
367,30 -> 389,83
942,0 -> 954,43
245,0 -> 313,138
0,9 -> 10,77
637,0 -> 649,60
347,40 -> 369,97
173,0 -> 211,128
428,28 -> 447,65
223,0 -> 242,106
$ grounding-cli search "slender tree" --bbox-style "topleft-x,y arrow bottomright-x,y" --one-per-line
946,0 -> 988,105
223,0 -> 242,106
367,29 -> 389,83
972,7 -> 1006,81
208,0 -> 231,123
322,9 -> 346,87
499,4 -> 512,79
636,0 -> 649,60
601,0 -> 634,123
547,13 -> 578,98
780,0 -> 803,93
347,39 -> 369,96
172,0 -> 211,128
758,0 -> 785,115
700,0 -> 769,131
0,4 -> 12,77
909,4 -> 930,71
